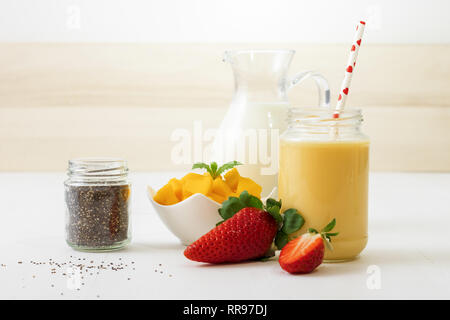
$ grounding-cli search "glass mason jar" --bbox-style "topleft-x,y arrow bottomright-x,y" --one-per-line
278,108 -> 369,262
213,50 -> 330,198
64,158 -> 131,251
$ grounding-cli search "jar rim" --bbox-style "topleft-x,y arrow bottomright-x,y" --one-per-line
68,157 -> 128,179
289,106 -> 362,117
69,157 -> 126,165
287,107 -> 363,128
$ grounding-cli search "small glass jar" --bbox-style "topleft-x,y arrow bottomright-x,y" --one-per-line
64,158 -> 131,251
278,107 -> 369,262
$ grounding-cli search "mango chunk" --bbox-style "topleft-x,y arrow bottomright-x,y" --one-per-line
236,177 -> 262,198
208,192 -> 227,204
224,168 -> 240,192
212,177 -> 232,197
153,183 -> 179,205
153,166 -> 262,205
182,188 -> 193,200
168,178 -> 183,201
181,173 -> 213,200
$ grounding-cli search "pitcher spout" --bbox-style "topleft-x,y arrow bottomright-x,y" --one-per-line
224,50 -> 296,101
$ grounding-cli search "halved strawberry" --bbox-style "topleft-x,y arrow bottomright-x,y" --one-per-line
279,233 -> 324,274
279,219 -> 338,274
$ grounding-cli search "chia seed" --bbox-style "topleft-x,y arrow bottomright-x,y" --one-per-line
64,158 -> 131,251
65,184 -> 130,249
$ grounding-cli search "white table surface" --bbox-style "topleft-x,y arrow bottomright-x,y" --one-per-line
0,172 -> 449,300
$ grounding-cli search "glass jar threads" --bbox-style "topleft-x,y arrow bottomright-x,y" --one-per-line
64,158 -> 131,251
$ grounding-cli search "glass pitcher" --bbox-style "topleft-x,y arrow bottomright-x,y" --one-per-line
212,50 -> 330,197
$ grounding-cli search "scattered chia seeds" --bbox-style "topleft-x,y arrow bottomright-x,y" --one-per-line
65,184 -> 130,249
2,257 -> 175,298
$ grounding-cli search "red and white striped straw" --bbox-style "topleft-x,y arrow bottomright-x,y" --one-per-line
334,21 -> 366,118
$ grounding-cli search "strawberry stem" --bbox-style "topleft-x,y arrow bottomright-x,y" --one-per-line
309,219 -> 339,251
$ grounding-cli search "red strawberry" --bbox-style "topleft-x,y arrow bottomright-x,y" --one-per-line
279,233 -> 324,274
184,207 -> 278,264
279,218 -> 338,274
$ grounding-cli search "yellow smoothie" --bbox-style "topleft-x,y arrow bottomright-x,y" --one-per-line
278,139 -> 369,261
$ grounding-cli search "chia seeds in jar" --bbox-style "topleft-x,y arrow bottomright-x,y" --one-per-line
64,158 -> 131,251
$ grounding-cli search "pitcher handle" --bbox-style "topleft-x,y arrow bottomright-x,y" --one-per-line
286,71 -> 330,107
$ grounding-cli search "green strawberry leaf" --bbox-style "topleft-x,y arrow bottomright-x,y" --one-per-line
321,218 -> 336,232
308,219 -> 339,251
265,198 -> 282,210
325,232 -> 339,237
281,208 -> 305,235
274,231 -> 288,250
239,191 -> 263,209
218,196 -> 245,220
259,256 -> 275,262
267,206 -> 283,224
259,246 -> 276,261
215,161 -> 242,177
218,191 -> 263,222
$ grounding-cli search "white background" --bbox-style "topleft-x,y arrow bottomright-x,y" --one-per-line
0,0 -> 449,43
1,172 -> 450,299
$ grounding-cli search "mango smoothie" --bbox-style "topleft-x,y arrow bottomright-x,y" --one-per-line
278,139 -> 369,261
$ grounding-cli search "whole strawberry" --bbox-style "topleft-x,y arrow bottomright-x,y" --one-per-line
184,191 -> 304,264
184,207 -> 278,263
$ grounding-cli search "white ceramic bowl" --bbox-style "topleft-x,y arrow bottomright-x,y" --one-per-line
147,186 -> 222,245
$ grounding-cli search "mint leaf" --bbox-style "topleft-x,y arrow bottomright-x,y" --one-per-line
193,161 -> 241,179
215,161 -> 242,177
210,162 -> 218,177
321,218 -> 336,232
192,162 -> 213,177
267,206 -> 283,224
281,208 -> 305,235
239,191 -> 263,209
275,231 -> 288,250
218,197 -> 245,220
